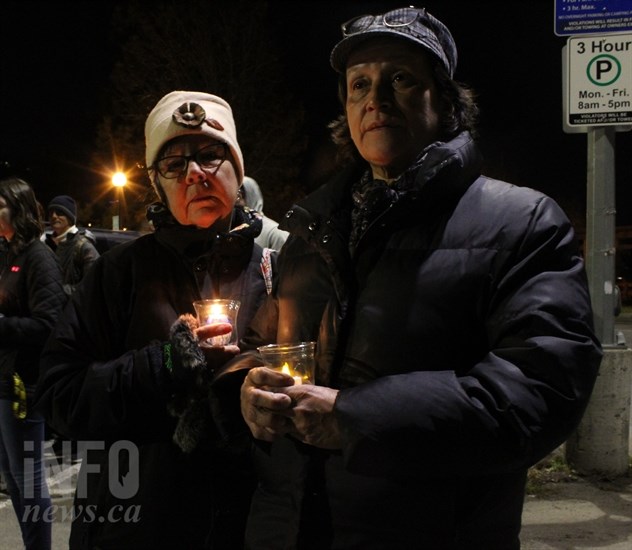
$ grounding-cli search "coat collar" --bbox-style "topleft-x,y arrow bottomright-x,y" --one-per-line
281,131 -> 482,233
152,204 -> 260,263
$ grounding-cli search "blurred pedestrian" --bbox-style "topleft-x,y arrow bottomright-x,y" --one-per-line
238,176 -> 289,250
238,6 -> 602,549
0,177 -> 66,550
35,91 -> 273,549
42,194 -> 99,295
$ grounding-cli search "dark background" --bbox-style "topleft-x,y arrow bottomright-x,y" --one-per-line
0,0 -> 630,229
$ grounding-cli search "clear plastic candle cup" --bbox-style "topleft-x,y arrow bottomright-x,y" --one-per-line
193,299 -> 240,347
257,342 -> 316,385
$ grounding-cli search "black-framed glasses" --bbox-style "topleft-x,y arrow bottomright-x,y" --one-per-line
341,6 -> 426,36
154,142 -> 229,179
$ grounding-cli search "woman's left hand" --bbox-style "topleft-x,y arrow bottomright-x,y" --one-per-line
195,322 -> 240,369
280,384 -> 342,450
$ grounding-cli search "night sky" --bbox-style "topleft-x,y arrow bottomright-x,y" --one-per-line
1,0 -> 631,226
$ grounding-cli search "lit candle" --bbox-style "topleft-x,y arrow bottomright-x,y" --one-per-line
193,299 -> 240,348
206,303 -> 230,324
205,304 -> 232,345
280,362 -> 302,385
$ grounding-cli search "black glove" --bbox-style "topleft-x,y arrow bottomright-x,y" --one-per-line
166,314 -> 212,453
167,314 -> 208,388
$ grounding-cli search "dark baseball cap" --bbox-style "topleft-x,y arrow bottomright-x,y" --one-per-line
330,6 -> 457,77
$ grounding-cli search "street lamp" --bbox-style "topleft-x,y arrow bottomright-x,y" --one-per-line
111,171 -> 127,230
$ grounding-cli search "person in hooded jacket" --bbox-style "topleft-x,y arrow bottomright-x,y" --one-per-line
35,91 -> 272,549
238,7 -> 602,550
238,176 -> 288,251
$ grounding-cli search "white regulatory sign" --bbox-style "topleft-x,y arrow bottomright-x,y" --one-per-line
567,33 -> 632,126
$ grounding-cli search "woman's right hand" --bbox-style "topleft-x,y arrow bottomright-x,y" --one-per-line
240,366 -> 295,441
195,322 -> 240,371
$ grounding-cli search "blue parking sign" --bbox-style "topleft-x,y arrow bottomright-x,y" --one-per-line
555,0 -> 632,35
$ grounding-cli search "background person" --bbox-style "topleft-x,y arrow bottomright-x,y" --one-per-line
42,194 -> 99,296
238,7 -> 602,549
0,177 -> 66,550
238,176 -> 289,251
35,91 -> 272,549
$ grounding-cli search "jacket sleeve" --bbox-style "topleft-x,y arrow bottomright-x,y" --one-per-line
334,195 -> 602,477
78,238 -> 100,280
34,253 -> 174,443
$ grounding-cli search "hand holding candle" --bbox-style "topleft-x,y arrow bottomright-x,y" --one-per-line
193,299 -> 240,347
241,363 -> 341,449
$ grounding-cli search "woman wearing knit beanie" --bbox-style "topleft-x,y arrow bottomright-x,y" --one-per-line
35,91 -> 273,549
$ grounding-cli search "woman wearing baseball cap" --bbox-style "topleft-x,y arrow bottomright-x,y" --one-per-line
238,6 -> 601,549
35,91 -> 272,548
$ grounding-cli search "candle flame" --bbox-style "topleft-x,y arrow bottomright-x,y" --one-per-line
205,303 -> 231,326
279,362 -> 302,385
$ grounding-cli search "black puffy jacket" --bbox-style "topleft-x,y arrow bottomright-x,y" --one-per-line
241,132 -> 602,549
35,206 -> 271,550
0,239 -> 65,400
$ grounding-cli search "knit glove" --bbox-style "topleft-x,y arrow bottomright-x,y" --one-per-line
165,313 -> 240,453
166,314 -> 208,390
165,314 -> 213,453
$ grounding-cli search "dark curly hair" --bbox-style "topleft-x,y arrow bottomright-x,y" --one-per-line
328,57 -> 479,166
0,177 -> 44,254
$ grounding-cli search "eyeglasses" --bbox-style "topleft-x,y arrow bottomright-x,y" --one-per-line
154,142 -> 228,179
341,6 -> 426,36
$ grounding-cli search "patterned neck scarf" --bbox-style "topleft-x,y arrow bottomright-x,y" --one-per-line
349,150 -> 430,252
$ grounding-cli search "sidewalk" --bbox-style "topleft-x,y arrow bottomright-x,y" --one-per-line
31,468 -> 632,550
2,461 -> 630,549
521,473 -> 632,549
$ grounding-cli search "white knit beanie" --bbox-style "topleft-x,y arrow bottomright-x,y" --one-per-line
145,91 -> 244,183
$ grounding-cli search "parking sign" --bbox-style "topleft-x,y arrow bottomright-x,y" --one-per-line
567,33 -> 632,126
555,0 -> 632,36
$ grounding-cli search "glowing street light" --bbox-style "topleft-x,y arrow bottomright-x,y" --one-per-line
111,172 -> 127,230
112,172 -> 127,188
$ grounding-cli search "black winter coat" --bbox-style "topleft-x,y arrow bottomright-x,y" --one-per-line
241,132 -> 602,549
44,229 -> 100,295
35,207 -> 271,549
0,239 -> 65,401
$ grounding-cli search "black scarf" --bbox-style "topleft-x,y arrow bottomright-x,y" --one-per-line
348,148 -> 433,252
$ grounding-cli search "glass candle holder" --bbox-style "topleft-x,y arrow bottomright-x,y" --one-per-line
257,342 -> 316,384
193,299 -> 240,347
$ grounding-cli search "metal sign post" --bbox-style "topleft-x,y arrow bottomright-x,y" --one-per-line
585,127 -> 617,345
562,34 -> 632,344
559,2 -> 632,477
